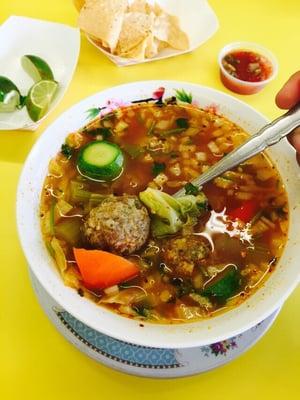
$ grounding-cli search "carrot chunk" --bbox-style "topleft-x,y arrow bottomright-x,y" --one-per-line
73,248 -> 139,290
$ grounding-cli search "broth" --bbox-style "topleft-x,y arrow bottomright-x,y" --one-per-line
40,103 -> 288,323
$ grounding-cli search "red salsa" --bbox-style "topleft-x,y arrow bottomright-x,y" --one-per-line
222,50 -> 273,82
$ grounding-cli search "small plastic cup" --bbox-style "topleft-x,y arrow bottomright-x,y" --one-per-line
218,41 -> 278,95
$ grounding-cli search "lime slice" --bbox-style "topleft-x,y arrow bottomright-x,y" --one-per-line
26,80 -> 59,122
0,90 -> 21,112
21,55 -> 54,81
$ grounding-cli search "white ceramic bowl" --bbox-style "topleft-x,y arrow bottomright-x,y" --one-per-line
16,81 -> 300,349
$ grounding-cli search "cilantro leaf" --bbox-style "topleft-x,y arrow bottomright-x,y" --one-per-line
176,118 -> 189,129
202,267 -> 241,300
152,162 -> 166,176
61,143 -> 73,159
184,182 -> 200,195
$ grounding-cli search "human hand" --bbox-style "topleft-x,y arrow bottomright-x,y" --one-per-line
275,71 -> 300,165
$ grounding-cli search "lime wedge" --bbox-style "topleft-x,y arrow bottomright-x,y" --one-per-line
21,55 -> 54,81
26,80 -> 59,122
0,76 -> 21,112
0,76 -> 21,95
0,90 -> 21,112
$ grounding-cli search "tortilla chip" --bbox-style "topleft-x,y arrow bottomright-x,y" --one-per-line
115,11 -> 154,55
153,2 -> 163,16
128,0 -> 151,14
73,0 -> 86,11
91,37 -> 110,52
119,35 -> 150,60
153,13 -> 189,51
157,40 -> 168,52
78,0 -> 127,52
144,33 -> 159,58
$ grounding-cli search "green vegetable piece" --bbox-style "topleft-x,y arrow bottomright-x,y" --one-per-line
139,188 -> 182,236
49,198 -> 56,235
123,144 -> 145,159
151,216 -> 180,237
132,304 -> 151,318
176,118 -> 189,129
147,121 -> 155,136
202,266 -> 241,300
152,162 -> 166,177
177,195 -> 201,216
139,188 -> 208,237
61,143 -> 73,159
77,140 -> 124,181
69,180 -> 108,205
189,293 -> 212,308
45,241 -> 55,257
55,218 -> 82,247
184,182 -> 200,196
159,127 -> 185,136
171,278 -> 194,298
50,237 -> 67,273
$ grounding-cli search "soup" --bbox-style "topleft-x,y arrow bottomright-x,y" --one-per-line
40,101 -> 288,323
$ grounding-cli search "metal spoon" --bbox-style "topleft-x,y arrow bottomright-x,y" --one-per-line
174,103 -> 300,198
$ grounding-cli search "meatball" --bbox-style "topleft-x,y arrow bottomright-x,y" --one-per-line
162,236 -> 210,277
83,195 -> 150,254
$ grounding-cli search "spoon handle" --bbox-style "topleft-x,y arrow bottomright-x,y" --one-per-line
174,103 -> 300,198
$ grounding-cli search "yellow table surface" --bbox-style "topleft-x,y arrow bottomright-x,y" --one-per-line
1,0 -> 300,398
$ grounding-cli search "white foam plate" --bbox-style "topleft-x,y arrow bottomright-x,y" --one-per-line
87,0 -> 219,66
0,16 -> 80,131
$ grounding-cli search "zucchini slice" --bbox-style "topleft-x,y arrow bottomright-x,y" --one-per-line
77,140 -> 124,181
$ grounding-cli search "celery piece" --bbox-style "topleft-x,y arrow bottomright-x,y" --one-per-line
56,199 -> 73,218
70,180 -> 92,203
50,237 -> 67,273
55,218 -> 82,247
49,198 -> 56,235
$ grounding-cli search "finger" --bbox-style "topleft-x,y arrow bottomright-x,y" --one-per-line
297,152 -> 300,166
287,127 -> 300,153
275,71 -> 300,109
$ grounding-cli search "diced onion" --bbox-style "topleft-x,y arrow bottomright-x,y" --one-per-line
207,141 -> 220,154
195,151 -> 207,161
104,285 -> 120,296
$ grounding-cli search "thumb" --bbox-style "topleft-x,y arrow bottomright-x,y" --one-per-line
275,71 -> 300,109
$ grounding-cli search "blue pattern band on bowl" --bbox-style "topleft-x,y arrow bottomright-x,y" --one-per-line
56,310 -> 181,369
